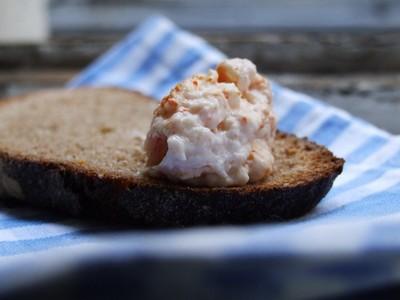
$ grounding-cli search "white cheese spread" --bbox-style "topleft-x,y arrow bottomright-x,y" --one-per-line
144,58 -> 276,187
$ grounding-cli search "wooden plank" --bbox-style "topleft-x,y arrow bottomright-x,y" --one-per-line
1,31 -> 400,73
0,70 -> 398,134
0,70 -> 74,98
50,0 -> 400,33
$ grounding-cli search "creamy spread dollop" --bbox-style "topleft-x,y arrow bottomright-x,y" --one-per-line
144,58 -> 276,187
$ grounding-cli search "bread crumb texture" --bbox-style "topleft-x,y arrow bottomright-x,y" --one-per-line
0,88 -> 157,178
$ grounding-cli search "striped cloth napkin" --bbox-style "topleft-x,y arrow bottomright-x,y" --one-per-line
1,16 -> 400,299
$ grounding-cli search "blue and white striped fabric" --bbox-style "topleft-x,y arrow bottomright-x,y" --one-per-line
1,16 -> 400,299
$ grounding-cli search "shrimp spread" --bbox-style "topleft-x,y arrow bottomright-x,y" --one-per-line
144,58 -> 276,187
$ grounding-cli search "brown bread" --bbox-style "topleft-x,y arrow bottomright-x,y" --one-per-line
0,88 -> 344,226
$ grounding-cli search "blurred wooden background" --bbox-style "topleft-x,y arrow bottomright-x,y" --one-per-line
0,0 -> 399,133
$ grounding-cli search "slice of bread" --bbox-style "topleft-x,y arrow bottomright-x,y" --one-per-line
0,88 -> 344,226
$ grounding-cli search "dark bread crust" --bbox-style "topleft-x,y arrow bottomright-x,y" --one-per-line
0,88 -> 344,227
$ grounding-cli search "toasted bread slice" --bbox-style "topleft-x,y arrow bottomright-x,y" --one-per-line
0,88 -> 344,226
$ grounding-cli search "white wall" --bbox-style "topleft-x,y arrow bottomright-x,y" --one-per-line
0,0 -> 49,44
